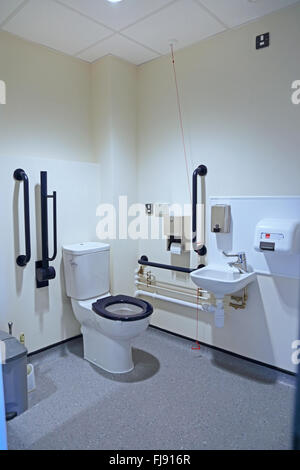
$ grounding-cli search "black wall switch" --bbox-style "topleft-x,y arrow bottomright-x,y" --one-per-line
256,33 -> 270,50
145,203 -> 153,216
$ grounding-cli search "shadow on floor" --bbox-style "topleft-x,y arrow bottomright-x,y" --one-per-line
24,393 -> 160,450
91,349 -> 160,383
8,328 -> 295,451
66,339 -> 160,383
66,338 -> 84,358
28,366 -> 58,408
211,350 -> 279,384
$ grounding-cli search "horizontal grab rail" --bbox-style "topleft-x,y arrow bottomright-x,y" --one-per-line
138,256 -> 204,274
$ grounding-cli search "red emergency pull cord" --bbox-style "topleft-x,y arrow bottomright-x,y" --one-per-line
170,44 -> 192,202
191,289 -> 201,350
171,45 -> 200,350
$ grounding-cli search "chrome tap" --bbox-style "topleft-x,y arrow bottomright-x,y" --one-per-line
222,251 -> 248,274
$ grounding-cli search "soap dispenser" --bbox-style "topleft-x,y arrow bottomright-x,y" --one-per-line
211,205 -> 231,233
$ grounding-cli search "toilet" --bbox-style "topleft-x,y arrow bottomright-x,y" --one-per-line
62,242 -> 153,374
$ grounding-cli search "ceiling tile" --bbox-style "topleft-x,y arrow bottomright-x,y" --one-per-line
198,0 -> 300,28
2,0 -> 112,56
123,0 -> 225,55
59,0 -> 174,31
78,34 -> 159,65
0,0 -> 24,25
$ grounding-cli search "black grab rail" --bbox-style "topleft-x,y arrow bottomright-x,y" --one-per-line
138,166 -> 208,273
138,256 -> 204,274
36,171 -> 57,288
192,165 -> 207,256
14,169 -> 31,267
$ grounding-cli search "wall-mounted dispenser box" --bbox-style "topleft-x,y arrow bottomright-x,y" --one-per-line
155,203 -> 169,218
211,205 -> 231,233
164,216 -> 191,253
254,218 -> 300,254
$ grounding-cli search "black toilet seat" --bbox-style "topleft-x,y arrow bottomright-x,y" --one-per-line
92,295 -> 153,322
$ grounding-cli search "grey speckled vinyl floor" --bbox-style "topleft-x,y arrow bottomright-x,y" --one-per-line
7,328 -> 296,450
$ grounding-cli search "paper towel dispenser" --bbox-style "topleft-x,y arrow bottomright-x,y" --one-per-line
254,218 -> 300,254
164,216 -> 191,253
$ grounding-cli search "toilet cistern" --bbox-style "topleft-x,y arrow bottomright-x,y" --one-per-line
62,242 -> 153,374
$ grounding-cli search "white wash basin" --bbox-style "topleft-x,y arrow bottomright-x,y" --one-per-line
191,265 -> 256,299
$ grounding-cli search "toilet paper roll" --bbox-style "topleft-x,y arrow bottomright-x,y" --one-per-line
170,243 -> 182,255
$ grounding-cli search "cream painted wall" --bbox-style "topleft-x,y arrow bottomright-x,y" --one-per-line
0,32 -> 100,353
92,56 -> 138,296
137,3 -> 300,372
0,4 -> 299,371
0,156 -> 101,353
0,32 -> 138,353
0,31 -> 93,163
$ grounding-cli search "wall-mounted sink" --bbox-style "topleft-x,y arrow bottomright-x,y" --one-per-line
191,265 -> 256,299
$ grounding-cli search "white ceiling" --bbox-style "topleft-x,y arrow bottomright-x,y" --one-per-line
0,0 -> 299,65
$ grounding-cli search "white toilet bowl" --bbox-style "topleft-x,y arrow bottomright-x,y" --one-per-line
63,242 -> 153,374
72,297 -> 151,374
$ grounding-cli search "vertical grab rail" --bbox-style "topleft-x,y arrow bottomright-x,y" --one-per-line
47,191 -> 57,262
192,165 -> 208,256
13,169 -> 31,267
36,171 -> 57,288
